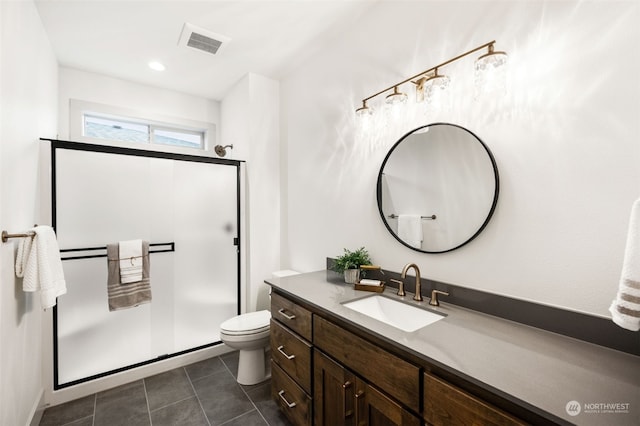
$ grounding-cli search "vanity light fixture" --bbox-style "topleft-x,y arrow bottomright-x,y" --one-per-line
356,40 -> 507,116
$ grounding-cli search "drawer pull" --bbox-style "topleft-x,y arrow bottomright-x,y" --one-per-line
343,381 -> 354,419
277,345 -> 296,360
355,390 -> 365,426
278,390 -> 297,408
278,308 -> 296,320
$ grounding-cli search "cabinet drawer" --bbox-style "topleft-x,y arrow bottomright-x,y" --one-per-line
271,292 -> 313,340
271,361 -> 312,426
423,373 -> 527,426
313,315 -> 420,413
271,319 -> 312,393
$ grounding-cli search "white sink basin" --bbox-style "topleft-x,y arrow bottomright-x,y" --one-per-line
342,295 -> 445,332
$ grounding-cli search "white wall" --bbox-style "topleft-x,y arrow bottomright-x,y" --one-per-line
0,1 -> 58,425
222,73 -> 280,312
58,67 -> 221,147
281,0 -> 640,318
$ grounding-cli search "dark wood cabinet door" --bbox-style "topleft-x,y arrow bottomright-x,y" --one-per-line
423,373 -> 527,426
355,378 -> 421,426
314,349 -> 356,426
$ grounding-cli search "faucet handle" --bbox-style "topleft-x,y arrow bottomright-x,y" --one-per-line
429,289 -> 449,307
390,279 -> 405,297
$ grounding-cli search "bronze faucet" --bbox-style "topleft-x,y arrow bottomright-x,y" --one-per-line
400,263 -> 422,302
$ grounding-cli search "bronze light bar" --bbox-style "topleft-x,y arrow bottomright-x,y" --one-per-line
356,40 -> 502,114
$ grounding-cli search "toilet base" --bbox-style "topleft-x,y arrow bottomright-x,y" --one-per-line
237,347 -> 270,385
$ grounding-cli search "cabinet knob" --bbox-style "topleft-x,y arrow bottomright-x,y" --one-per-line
342,380 -> 352,389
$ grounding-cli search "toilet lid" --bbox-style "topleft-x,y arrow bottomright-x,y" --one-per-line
220,310 -> 271,335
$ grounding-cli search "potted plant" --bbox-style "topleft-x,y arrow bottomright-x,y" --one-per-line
332,247 -> 372,284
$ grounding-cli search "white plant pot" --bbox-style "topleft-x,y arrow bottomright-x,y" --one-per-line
343,269 -> 360,284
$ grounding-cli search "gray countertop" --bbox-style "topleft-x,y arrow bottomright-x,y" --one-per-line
265,271 -> 640,426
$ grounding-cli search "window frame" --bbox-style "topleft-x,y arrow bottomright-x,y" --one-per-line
69,99 -> 216,153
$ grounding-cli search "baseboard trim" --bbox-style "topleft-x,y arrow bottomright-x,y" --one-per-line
28,389 -> 44,426
44,344 -> 234,407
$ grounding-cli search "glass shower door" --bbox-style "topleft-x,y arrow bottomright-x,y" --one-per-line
53,143 -> 239,387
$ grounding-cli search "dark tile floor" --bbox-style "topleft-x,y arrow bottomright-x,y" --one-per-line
39,351 -> 292,426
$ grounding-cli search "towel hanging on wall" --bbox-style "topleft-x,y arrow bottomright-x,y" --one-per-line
106,241 -> 151,311
610,199 -> 640,331
15,225 -> 67,309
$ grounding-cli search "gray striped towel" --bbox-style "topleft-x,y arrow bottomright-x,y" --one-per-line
610,199 -> 640,331
107,241 -> 151,311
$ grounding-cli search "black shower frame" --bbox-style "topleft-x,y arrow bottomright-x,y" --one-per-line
44,138 -> 243,390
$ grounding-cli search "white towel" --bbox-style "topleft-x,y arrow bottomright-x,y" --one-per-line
119,239 -> 143,284
18,226 -> 67,310
398,214 -> 423,249
610,199 -> 640,331
359,279 -> 382,287
15,233 -> 33,278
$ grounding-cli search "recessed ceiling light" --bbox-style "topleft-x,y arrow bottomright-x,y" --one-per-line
148,61 -> 165,71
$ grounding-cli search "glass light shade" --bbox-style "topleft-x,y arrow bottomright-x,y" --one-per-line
423,74 -> 450,105
385,87 -> 408,106
356,104 -> 374,117
474,48 -> 508,96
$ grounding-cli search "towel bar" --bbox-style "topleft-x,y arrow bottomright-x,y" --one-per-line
1,229 -> 36,243
388,214 -> 437,220
60,242 -> 175,261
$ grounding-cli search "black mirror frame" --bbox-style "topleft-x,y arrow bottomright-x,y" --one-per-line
376,122 -> 500,254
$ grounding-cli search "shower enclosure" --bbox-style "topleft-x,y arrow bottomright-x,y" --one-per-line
47,140 -> 241,389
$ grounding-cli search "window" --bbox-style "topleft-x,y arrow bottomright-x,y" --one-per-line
84,115 -> 149,143
83,113 -> 205,149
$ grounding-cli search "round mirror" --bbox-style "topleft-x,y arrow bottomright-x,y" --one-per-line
377,123 -> 499,253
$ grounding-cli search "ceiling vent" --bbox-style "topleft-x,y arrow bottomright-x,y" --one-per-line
178,23 -> 230,55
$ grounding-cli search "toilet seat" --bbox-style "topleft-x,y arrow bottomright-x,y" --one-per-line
220,310 -> 271,336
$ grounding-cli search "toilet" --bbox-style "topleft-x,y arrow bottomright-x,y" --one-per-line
220,270 -> 300,385
220,310 -> 271,385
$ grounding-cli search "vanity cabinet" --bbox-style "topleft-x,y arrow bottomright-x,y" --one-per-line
270,293 -> 313,426
271,290 -> 528,426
